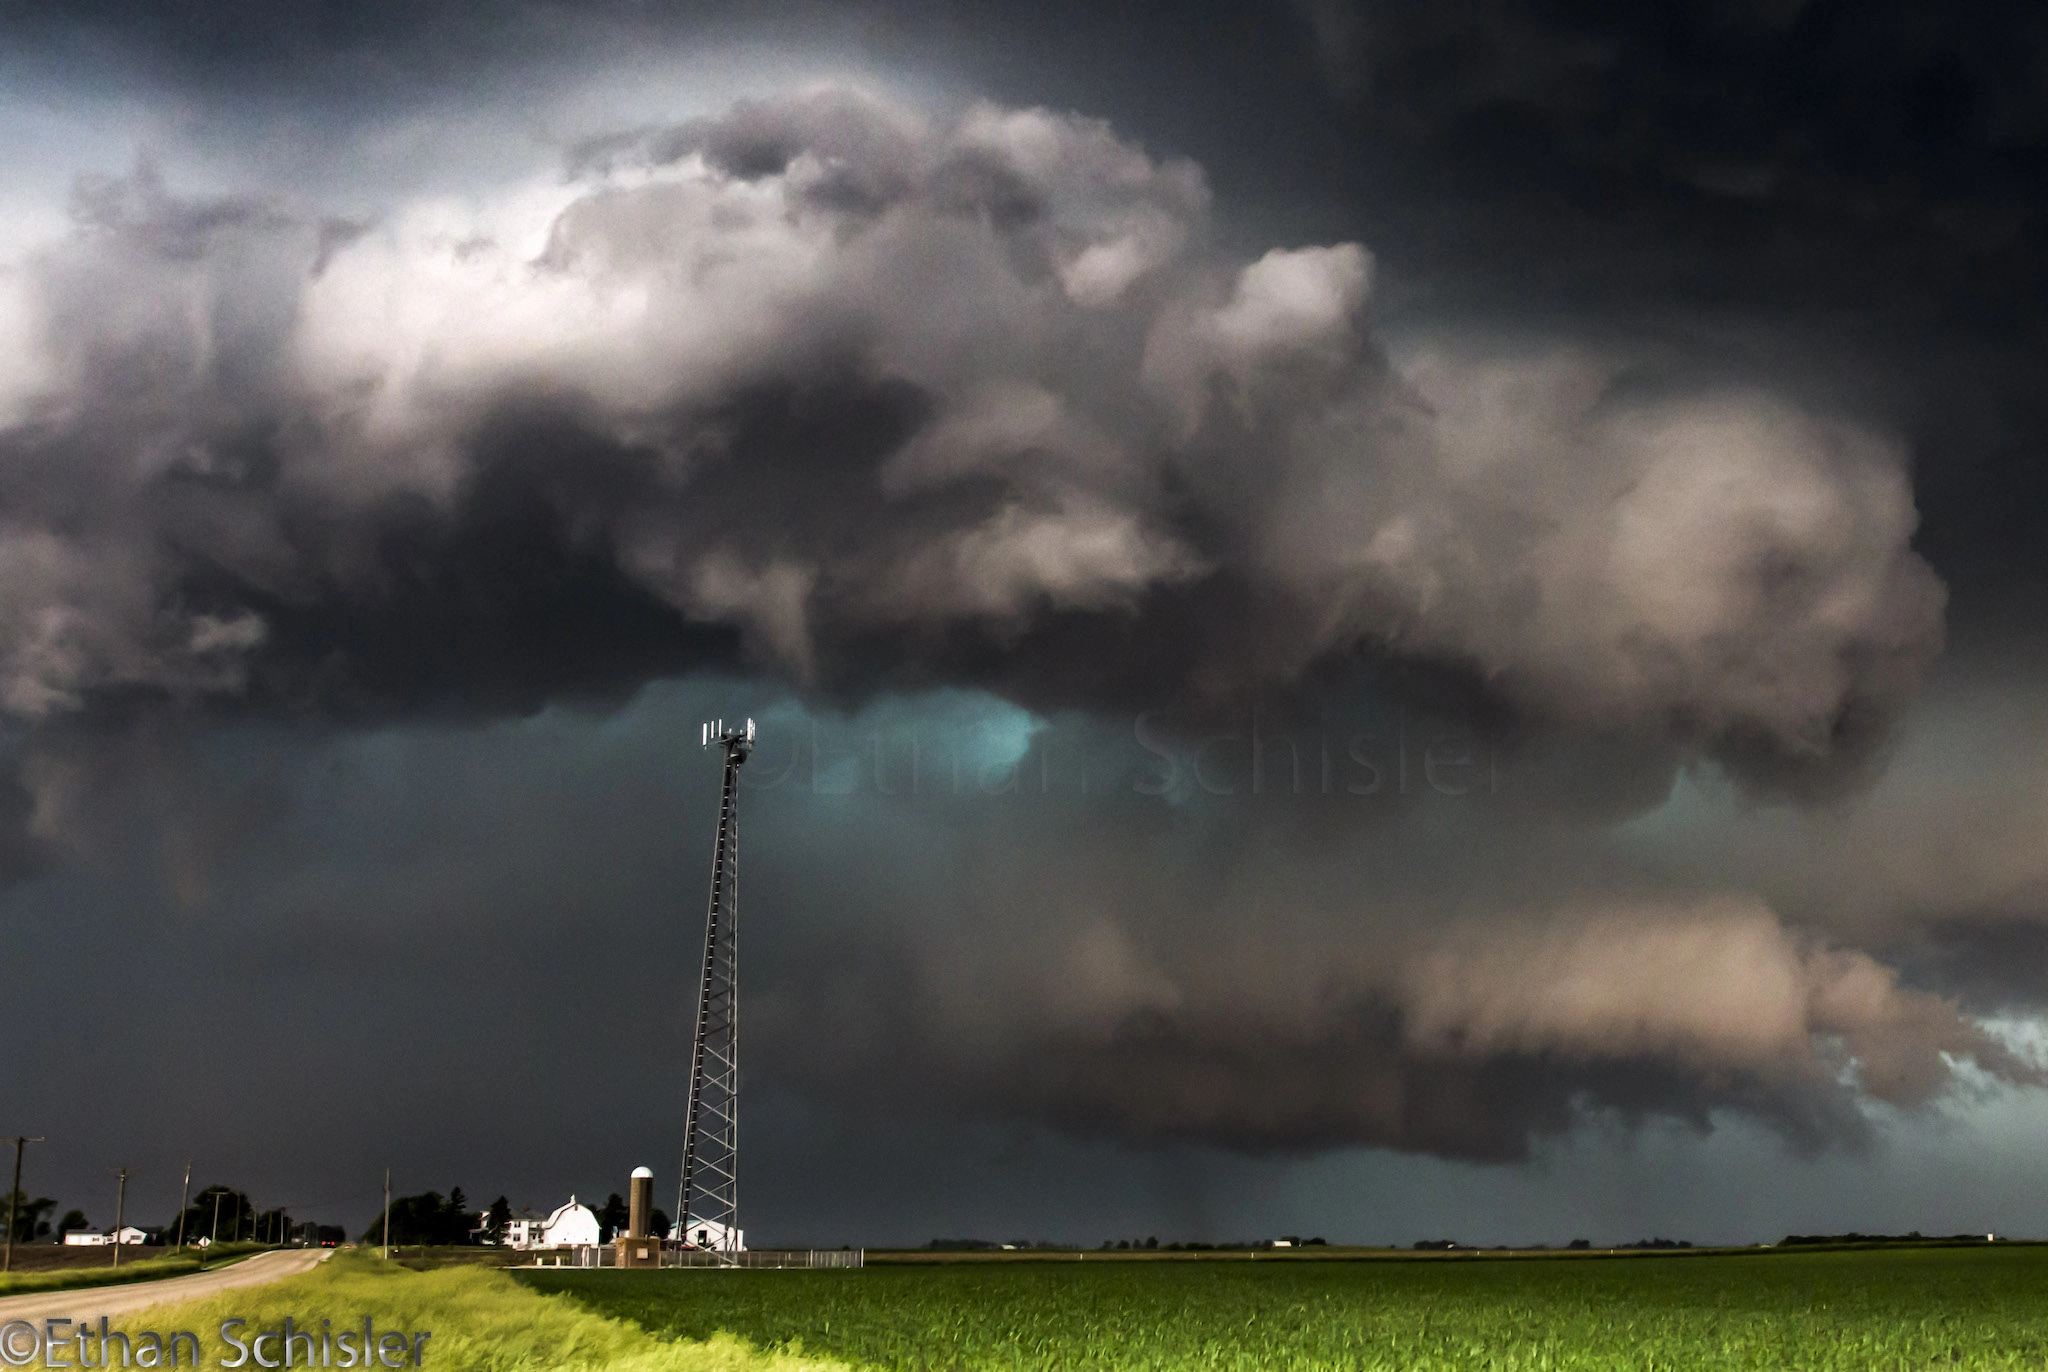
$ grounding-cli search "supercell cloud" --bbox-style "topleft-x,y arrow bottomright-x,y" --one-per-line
1,88 -> 1943,781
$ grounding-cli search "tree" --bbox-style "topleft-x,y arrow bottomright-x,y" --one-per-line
480,1197 -> 512,1244
361,1190 -> 481,1246
3,1192 -> 55,1244
596,1193 -> 629,1243
57,1209 -> 89,1240
175,1187 -> 254,1245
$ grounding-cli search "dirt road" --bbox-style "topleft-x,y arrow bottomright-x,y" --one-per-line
0,1249 -> 329,1328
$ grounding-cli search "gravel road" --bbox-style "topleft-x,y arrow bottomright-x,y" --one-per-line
0,1249 -> 330,1329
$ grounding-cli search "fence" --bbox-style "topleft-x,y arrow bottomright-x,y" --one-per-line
662,1248 -> 864,1269
524,1247 -> 863,1270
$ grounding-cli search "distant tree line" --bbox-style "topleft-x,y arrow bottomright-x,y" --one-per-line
168,1185 -> 305,1245
170,1187 -> 259,1245
925,1237 -> 1330,1252
3,1191 -> 56,1243
5,1181 -> 331,1247
1778,1232 -> 1994,1246
1418,1238 -> 1696,1251
362,1189 -> 480,1246
358,1189 -> 669,1247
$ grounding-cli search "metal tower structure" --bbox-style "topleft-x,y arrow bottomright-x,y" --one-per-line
676,716 -> 753,1258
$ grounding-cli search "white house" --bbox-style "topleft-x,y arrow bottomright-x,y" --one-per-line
63,1227 -> 149,1246
503,1198 -> 600,1251
672,1217 -> 744,1252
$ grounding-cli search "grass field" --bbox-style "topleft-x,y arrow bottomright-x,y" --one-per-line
524,1245 -> 2048,1370
133,1253 -> 850,1372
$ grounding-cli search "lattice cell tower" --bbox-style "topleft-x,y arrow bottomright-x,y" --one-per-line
676,716 -> 753,1256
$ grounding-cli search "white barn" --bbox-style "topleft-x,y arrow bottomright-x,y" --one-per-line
503,1198 -> 600,1251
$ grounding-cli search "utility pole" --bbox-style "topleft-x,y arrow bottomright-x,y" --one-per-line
3,1136 -> 43,1273
174,1161 -> 192,1252
110,1168 -> 130,1270
382,1170 -> 391,1261
210,1190 -> 224,1246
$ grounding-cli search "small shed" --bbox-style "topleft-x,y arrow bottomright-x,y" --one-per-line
672,1217 -> 745,1252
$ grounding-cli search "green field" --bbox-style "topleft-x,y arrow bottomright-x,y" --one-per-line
523,1246 -> 2048,1370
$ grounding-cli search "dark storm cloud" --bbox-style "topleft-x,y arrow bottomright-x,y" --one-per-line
12,686 -> 2037,1186
1295,2 -> 2048,655
1287,0 -> 2048,303
6,0 -> 2040,637
1341,0 -> 2048,210
0,93 -> 1944,793
0,740 -> 53,883
2,0 -> 2045,1198
721,709 -> 2040,1161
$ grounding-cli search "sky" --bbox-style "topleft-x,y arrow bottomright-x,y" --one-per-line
2,0 -> 2047,1248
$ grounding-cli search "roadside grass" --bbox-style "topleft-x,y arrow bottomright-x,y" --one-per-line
0,1245 -> 268,1298
527,1244 -> 2048,1371
380,1247 -> 534,1272
135,1252 -> 852,1372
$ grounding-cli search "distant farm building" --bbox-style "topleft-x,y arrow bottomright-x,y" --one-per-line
503,1198 -> 601,1250
673,1217 -> 745,1252
63,1226 -> 151,1246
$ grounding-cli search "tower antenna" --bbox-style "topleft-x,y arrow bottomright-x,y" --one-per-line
676,717 -> 754,1261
